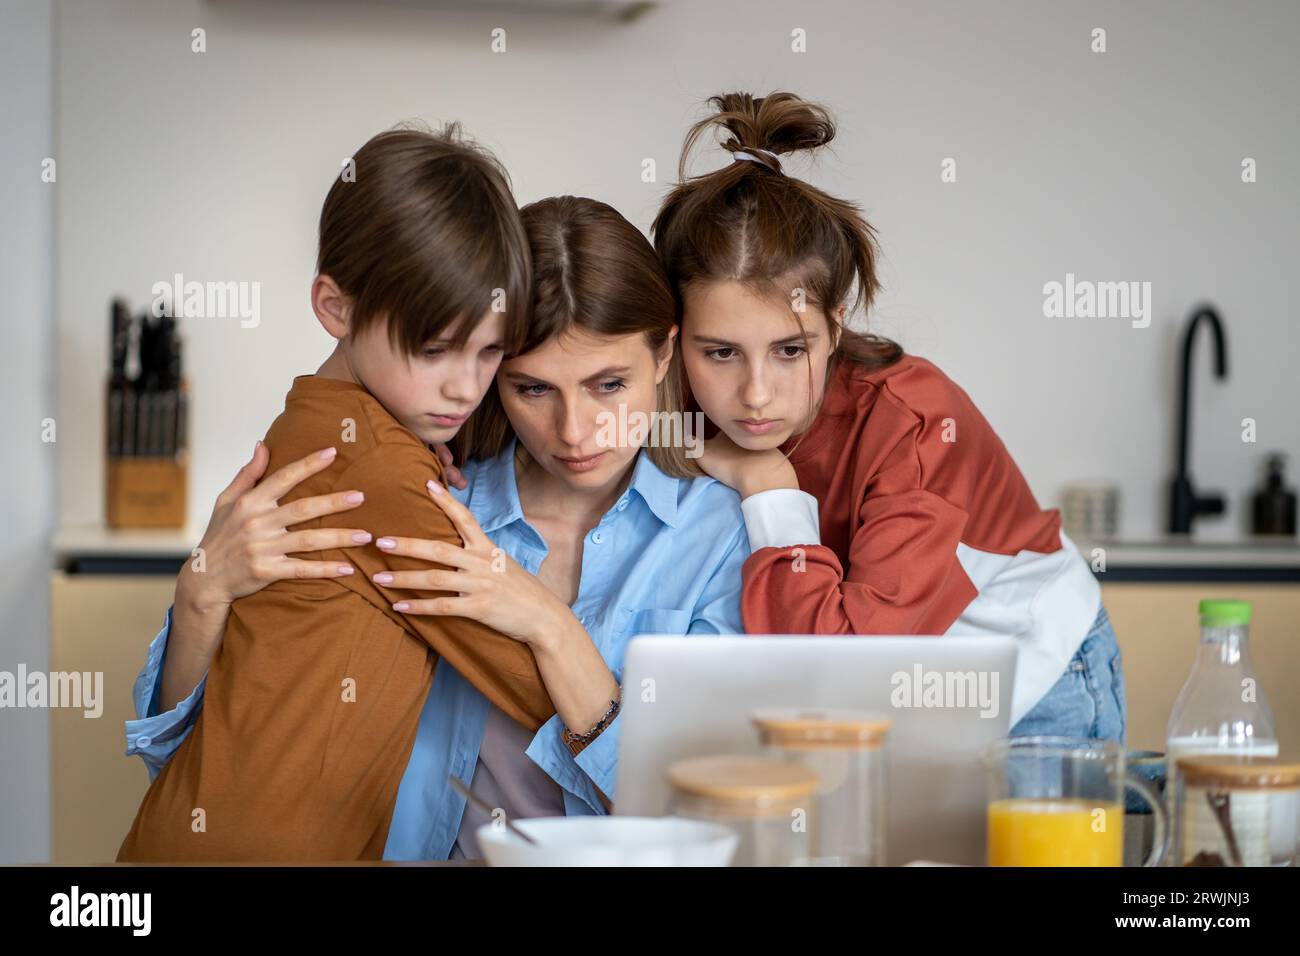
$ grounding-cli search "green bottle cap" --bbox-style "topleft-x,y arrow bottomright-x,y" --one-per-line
1199,599 -> 1251,627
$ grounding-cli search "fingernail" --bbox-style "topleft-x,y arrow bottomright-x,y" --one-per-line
427,479 -> 443,495
393,602 -> 410,611
376,538 -> 396,550
337,565 -> 354,576
320,447 -> 337,459
345,491 -> 364,504
351,531 -> 372,544
373,572 -> 393,585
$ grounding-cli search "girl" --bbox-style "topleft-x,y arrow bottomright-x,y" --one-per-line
126,196 -> 748,860
652,91 -> 1123,741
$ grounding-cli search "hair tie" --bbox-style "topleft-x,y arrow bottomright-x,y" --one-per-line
731,147 -> 781,171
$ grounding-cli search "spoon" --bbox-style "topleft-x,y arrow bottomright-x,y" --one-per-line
448,775 -> 539,846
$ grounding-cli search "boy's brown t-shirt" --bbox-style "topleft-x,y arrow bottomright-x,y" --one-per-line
117,375 -> 556,862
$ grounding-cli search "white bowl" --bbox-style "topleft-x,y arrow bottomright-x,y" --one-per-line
476,816 -> 739,867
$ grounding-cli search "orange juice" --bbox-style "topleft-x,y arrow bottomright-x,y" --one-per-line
987,797 -> 1124,866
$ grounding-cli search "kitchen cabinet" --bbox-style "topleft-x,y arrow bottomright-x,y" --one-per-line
1101,582 -> 1300,752
49,571 -> 176,863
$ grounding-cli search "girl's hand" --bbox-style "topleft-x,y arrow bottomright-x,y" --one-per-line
432,442 -> 467,490
179,443 -> 373,614
696,433 -> 800,499
373,479 -> 573,652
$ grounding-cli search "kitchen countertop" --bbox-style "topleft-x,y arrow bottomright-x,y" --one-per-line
50,525 -> 1300,582
52,524 -> 198,574
1075,536 -> 1300,582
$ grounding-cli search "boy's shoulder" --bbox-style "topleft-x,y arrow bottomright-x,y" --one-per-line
261,375 -> 441,497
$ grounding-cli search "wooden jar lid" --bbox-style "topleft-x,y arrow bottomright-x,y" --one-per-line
1177,755 -> 1300,789
751,709 -> 892,750
666,756 -> 819,817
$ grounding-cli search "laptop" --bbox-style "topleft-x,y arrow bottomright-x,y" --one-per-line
614,635 -> 1017,865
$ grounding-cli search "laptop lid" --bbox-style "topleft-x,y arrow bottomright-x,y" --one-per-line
614,635 -> 1017,865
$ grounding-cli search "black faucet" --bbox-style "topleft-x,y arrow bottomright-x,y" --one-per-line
1168,305 -> 1228,534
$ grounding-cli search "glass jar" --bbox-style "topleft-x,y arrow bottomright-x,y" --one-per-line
665,755 -> 818,866
1174,756 -> 1300,866
1166,600 -> 1280,864
751,709 -> 890,866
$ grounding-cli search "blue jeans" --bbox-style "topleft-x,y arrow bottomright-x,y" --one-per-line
1008,604 -> 1126,744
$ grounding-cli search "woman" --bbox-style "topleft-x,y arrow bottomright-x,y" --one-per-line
126,196 -> 748,860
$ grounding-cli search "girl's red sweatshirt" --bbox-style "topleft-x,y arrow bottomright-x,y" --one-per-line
738,353 -> 1101,725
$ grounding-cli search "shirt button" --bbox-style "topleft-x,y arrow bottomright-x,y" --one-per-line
591,531 -> 604,544
616,500 -> 628,512
137,735 -> 153,748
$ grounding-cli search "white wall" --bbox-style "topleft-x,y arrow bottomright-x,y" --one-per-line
46,0 -> 1300,535
49,0 -> 1300,545
0,0 -> 56,864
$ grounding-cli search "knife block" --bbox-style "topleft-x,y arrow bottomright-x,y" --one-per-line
104,375 -> 189,529
106,454 -> 188,528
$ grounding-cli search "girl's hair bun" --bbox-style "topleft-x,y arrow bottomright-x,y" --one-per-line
698,91 -> 837,172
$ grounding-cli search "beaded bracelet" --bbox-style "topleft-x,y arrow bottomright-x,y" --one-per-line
564,695 -> 622,746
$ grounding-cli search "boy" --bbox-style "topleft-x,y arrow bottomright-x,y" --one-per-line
117,126 -> 553,861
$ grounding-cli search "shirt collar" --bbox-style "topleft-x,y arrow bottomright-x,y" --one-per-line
625,448 -> 681,528
466,439 -> 527,535
467,438 -> 681,532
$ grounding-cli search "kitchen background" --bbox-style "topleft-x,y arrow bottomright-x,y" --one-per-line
2,0 -> 1297,864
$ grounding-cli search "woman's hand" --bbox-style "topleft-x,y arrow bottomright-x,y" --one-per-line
696,433 -> 800,499
373,478 -> 620,737
161,442 -> 373,712
372,479 -> 570,651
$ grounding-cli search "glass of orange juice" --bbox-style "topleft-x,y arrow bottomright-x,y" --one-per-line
983,737 -> 1168,867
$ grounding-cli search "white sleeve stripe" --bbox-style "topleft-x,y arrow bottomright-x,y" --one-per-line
740,488 -> 821,550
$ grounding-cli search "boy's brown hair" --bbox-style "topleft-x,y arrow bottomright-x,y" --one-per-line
454,195 -> 695,478
316,123 -> 532,355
